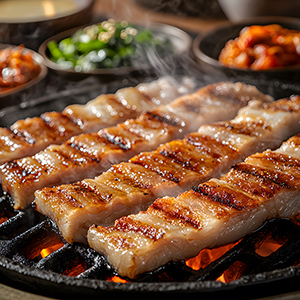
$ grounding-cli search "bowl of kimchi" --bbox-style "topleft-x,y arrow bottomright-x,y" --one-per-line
0,44 -> 48,98
192,16 -> 300,81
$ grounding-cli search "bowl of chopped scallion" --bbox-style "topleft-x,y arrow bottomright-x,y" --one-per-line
38,19 -> 191,77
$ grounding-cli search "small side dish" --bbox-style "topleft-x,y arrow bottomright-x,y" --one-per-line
219,24 -> 300,70
47,19 -> 173,72
0,45 -> 42,92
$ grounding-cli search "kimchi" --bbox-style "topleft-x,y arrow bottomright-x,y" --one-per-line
219,24 -> 300,70
0,45 -> 41,91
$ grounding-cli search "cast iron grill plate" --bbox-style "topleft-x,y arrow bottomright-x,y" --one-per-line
2,68 -> 300,299
1,195 -> 300,300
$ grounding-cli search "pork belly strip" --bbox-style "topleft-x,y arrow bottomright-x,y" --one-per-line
88,133 -> 300,279
2,82 -> 268,210
35,95 -> 300,244
0,77 -> 186,164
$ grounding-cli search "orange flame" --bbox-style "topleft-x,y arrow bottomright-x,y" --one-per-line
40,243 -> 64,259
186,238 -> 285,283
216,274 -> 226,283
107,276 -> 128,283
185,242 -> 239,271
219,261 -> 248,283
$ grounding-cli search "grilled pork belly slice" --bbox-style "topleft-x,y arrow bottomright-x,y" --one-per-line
2,112 -> 179,209
35,95 -> 300,244
0,77 -> 186,164
3,82 -> 267,210
87,134 -> 300,279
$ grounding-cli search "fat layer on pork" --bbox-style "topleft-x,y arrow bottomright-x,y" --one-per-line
2,82 -> 269,209
88,133 -> 300,279
34,95 -> 300,244
0,77 -> 189,164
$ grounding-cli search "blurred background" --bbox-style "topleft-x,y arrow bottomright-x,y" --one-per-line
0,0 -> 227,111
0,0 -> 228,50
1,0 -> 300,111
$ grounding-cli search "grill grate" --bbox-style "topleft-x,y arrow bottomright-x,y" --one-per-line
1,193 -> 300,299
1,194 -> 300,284
188,218 -> 300,282
2,60 -> 300,298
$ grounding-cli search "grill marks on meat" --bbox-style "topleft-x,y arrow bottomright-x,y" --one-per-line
35,95 -> 300,244
0,110 -> 180,209
87,134 -> 300,279
2,82 -> 270,210
0,78 -> 184,164
131,135 -> 236,184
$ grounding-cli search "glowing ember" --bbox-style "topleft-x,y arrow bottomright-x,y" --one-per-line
218,261 -> 248,283
40,243 -> 64,258
255,240 -> 284,257
62,257 -> 88,277
107,276 -> 128,283
0,216 -> 9,225
291,214 -> 300,226
186,236 -> 286,284
63,263 -> 87,277
20,230 -> 65,261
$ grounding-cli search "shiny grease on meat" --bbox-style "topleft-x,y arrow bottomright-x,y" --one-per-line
0,77 -> 186,164
88,132 -> 300,279
2,81 -> 271,209
37,92 -> 300,246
